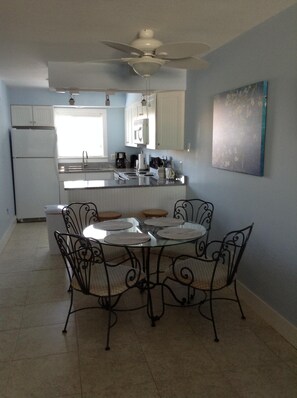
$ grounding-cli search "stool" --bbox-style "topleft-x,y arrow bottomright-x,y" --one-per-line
98,211 -> 122,221
142,209 -> 168,218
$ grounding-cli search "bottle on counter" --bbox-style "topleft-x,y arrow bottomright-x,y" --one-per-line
158,165 -> 165,179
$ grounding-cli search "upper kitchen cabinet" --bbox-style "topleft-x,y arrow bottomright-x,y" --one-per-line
125,91 -> 185,150
11,105 -> 55,127
149,91 -> 185,151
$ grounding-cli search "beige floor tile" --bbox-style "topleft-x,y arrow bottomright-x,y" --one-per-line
0,361 -> 11,395
224,362 -> 297,398
30,268 -> 68,287
13,322 -> 77,359
26,280 -> 70,304
0,271 -> 33,289
203,328 -> 280,371
79,351 -> 155,397
21,300 -> 70,328
156,373 -> 238,398
6,352 -> 81,397
0,286 -> 28,307
0,306 -> 24,331
0,330 -> 19,361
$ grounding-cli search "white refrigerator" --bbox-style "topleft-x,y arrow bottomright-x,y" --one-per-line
11,128 -> 60,221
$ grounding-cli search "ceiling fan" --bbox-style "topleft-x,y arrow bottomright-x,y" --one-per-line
100,29 -> 210,77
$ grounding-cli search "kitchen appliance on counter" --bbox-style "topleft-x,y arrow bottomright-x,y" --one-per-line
138,152 -> 146,171
130,154 -> 138,169
133,118 -> 149,145
11,128 -> 60,221
115,152 -> 126,168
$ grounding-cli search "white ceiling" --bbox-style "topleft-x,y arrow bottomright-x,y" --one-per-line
0,0 -> 296,89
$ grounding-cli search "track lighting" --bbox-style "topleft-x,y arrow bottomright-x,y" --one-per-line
105,94 -> 110,106
68,90 -> 79,105
141,95 -> 147,106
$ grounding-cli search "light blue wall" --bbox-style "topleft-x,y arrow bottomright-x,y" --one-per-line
180,5 -> 297,326
0,81 -> 15,237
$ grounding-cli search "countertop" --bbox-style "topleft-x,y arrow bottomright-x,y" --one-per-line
64,175 -> 185,190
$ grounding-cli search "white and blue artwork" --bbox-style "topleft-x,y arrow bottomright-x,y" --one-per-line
212,81 -> 268,176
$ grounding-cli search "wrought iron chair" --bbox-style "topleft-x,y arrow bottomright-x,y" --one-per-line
162,223 -> 254,342
163,198 -> 215,260
61,202 -> 99,235
55,231 -> 145,350
61,202 -> 127,263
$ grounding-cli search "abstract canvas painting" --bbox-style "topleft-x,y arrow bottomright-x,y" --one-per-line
212,81 -> 268,176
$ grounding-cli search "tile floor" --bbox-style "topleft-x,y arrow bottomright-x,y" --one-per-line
0,221 -> 296,397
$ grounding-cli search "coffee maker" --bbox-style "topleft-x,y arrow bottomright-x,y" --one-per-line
115,152 -> 126,168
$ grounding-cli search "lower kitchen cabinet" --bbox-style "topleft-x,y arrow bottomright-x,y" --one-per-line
59,171 -> 114,203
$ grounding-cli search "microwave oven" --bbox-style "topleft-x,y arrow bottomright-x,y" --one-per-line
133,118 -> 149,145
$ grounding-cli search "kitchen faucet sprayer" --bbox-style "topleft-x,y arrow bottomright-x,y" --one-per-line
82,150 -> 88,166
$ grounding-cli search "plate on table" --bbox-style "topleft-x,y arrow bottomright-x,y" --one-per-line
94,220 -> 133,231
157,226 -> 205,240
144,217 -> 184,227
104,232 -> 150,245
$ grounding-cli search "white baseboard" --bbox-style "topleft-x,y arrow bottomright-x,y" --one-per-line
237,281 -> 297,349
0,218 -> 16,253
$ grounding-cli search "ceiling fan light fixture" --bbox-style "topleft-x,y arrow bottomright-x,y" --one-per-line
128,57 -> 165,77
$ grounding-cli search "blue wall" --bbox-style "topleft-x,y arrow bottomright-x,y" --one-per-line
177,5 -> 297,326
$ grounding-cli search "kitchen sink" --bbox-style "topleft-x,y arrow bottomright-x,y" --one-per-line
59,162 -> 114,173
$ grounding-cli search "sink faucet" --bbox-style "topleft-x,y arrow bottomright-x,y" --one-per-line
82,150 -> 88,167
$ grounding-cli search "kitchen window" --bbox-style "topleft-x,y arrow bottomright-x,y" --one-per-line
54,107 -> 107,159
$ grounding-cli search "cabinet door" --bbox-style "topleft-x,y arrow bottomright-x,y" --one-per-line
32,106 -> 54,127
156,91 -> 185,150
11,105 -> 54,127
11,106 -> 34,126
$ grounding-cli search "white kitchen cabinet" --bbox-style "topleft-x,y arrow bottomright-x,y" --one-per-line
147,91 -> 185,151
11,105 -> 54,127
125,91 -> 185,150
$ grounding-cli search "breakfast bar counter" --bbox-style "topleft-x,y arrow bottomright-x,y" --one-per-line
63,175 -> 185,190
63,176 -> 186,217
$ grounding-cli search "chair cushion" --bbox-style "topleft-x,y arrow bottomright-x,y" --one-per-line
103,246 -> 129,262
166,258 -> 228,290
72,264 -> 145,297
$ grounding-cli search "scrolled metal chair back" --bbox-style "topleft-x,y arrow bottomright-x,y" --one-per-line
54,231 -> 100,294
216,223 -> 254,285
62,202 -> 99,235
173,199 -> 214,230
173,199 -> 214,256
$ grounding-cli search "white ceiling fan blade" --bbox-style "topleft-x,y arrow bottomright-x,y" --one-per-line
165,57 -> 209,70
156,42 -> 210,59
85,57 -> 137,64
101,41 -> 144,56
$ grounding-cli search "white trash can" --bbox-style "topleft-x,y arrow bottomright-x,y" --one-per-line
44,204 -> 67,254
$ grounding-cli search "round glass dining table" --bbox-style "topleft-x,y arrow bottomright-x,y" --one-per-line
83,217 -> 206,325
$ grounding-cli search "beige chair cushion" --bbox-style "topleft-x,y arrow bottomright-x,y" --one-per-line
166,258 -> 228,290
72,264 -> 145,297
103,246 -> 129,262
